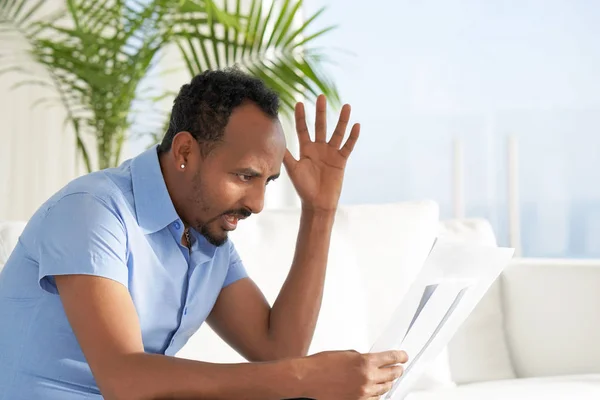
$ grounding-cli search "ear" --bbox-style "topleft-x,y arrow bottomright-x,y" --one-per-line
171,131 -> 195,168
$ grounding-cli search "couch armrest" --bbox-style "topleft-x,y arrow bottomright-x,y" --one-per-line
502,258 -> 600,378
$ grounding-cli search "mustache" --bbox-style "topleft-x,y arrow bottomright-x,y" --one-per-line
222,208 -> 251,219
200,208 -> 252,228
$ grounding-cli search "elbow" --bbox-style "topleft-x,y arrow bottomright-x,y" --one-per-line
95,358 -> 147,400
98,385 -> 127,400
101,381 -> 152,400
98,378 -> 140,400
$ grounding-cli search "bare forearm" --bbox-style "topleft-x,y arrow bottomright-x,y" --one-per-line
269,208 -> 336,356
103,352 -> 306,400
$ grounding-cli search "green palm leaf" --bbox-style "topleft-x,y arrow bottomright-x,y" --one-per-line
0,0 -> 340,170
1,0 -> 172,171
173,0 -> 340,118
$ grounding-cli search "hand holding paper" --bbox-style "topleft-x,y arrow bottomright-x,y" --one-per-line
302,349 -> 408,400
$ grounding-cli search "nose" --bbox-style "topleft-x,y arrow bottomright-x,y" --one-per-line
243,184 -> 265,214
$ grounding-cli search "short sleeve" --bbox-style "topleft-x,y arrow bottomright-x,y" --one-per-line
222,241 -> 248,288
37,193 -> 129,294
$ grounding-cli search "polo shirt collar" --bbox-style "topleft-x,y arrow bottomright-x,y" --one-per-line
131,145 -> 179,234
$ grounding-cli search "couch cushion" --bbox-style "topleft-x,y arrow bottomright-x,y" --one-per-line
177,200 -> 440,364
438,219 -> 516,385
503,259 -> 600,378
0,221 -> 27,269
406,374 -> 600,400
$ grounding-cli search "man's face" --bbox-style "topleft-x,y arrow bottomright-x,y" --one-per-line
183,102 -> 286,246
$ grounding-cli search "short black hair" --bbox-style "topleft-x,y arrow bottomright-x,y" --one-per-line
158,67 -> 280,155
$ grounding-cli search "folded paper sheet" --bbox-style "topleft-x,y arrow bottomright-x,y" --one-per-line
370,240 -> 515,399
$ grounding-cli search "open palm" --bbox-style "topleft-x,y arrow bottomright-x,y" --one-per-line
283,95 -> 360,212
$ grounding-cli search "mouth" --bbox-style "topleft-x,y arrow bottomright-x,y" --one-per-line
222,213 -> 242,231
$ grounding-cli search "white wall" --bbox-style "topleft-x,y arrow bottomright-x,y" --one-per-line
302,0 -> 600,258
0,0 -> 82,221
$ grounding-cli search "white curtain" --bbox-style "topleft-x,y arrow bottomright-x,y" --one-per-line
0,68 -> 82,222
0,1 -> 83,222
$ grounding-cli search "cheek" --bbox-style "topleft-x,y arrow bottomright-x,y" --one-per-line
207,176 -> 245,207
221,180 -> 246,203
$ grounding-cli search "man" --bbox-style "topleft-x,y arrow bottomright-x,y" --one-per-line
0,68 -> 407,399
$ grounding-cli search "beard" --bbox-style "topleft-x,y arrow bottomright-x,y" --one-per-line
196,208 -> 251,246
189,172 -> 251,247
199,222 -> 228,247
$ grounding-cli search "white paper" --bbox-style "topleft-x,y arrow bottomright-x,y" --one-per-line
369,240 -> 515,399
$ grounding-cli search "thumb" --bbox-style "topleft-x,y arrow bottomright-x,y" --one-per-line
283,148 -> 297,173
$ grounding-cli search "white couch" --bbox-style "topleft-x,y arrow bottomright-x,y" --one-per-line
1,200 -> 600,399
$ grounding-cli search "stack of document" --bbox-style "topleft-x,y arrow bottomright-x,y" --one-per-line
370,240 -> 515,399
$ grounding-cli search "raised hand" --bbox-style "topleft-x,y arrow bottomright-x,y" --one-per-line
283,94 -> 360,213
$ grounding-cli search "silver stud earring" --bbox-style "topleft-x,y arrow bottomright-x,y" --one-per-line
180,164 -> 185,169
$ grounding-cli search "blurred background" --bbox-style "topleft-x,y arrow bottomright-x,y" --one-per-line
1,0 -> 599,259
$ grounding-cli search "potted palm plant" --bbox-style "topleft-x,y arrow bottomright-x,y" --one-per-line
0,0 -> 339,172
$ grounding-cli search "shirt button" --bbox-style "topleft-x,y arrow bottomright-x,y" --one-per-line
171,338 -> 175,345
184,307 -> 187,315
173,221 -> 181,230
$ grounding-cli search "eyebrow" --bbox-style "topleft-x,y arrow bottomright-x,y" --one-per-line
238,168 -> 280,182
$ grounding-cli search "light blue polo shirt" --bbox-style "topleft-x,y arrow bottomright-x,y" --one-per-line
0,145 -> 248,399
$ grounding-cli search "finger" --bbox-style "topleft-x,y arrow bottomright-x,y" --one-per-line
294,102 -> 310,145
328,103 -> 351,149
283,148 -> 297,173
377,364 -> 404,383
314,94 -> 327,142
339,122 -> 360,158
369,350 -> 408,367
370,382 -> 395,397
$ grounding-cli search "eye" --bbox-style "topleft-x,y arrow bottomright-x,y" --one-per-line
237,174 -> 252,182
